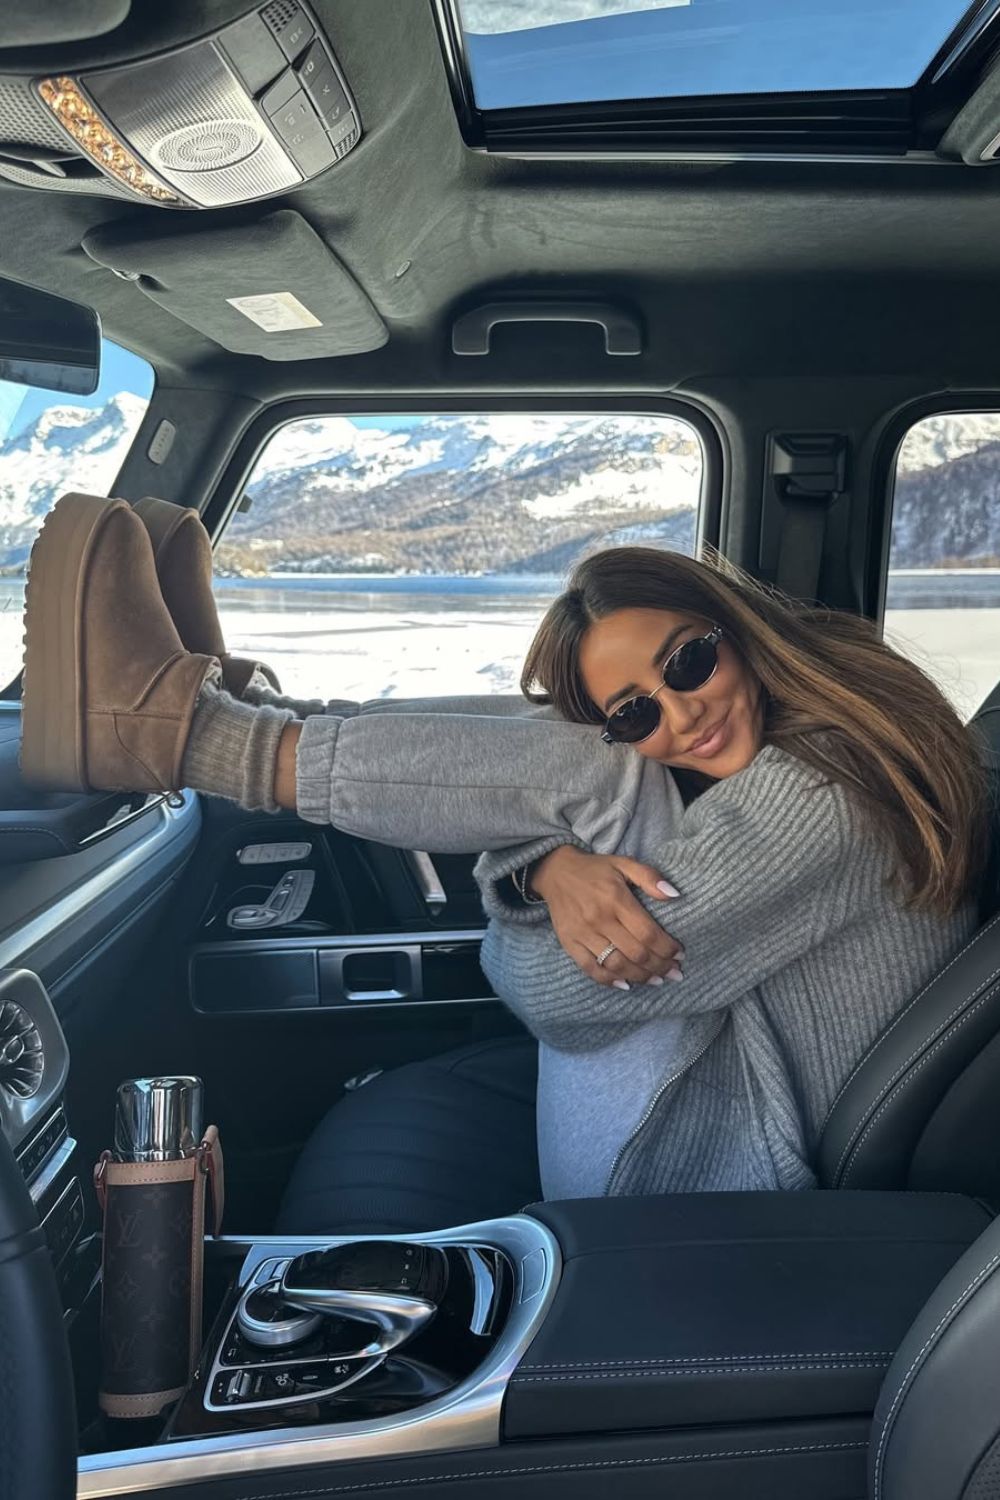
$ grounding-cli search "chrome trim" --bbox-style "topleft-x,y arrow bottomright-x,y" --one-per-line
28,1133 -> 75,1206
407,851 -> 448,910
235,1284 -> 324,1350
77,1215 -> 562,1497
77,794 -> 169,849
465,1249 -> 497,1337
0,971 -> 69,1155
280,1282 -> 437,1357
0,792 -> 200,975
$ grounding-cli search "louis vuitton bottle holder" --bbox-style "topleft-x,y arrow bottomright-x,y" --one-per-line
94,1077 -> 224,1420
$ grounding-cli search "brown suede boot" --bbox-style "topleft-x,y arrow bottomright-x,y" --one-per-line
132,496 -> 280,697
21,494 -> 218,793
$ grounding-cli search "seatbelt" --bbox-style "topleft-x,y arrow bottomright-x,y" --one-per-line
770,433 -> 848,604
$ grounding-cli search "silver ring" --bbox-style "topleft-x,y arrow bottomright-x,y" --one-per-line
596,943 -> 617,967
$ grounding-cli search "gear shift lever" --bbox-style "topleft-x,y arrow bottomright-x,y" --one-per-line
280,1241 -> 449,1357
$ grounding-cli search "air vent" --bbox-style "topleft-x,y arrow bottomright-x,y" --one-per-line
0,1000 -> 43,1100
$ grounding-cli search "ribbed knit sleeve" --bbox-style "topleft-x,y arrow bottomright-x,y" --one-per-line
295,709 -> 643,856
478,747 -> 874,1048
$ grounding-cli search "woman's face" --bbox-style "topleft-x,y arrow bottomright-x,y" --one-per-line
578,607 -> 763,778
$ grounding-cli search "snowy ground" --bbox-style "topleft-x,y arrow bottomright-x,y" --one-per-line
220,601 -> 999,720
883,609 -> 999,722
0,582 -> 996,721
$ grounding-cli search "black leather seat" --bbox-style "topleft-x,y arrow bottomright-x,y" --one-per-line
278,685 -> 1000,1234
278,1037 -> 540,1234
870,1208 -> 1000,1500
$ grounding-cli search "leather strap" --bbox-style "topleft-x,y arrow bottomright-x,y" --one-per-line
199,1124 -> 225,1237
94,1125 -> 224,1235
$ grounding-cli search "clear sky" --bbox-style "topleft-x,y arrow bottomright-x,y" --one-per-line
0,339 -> 154,442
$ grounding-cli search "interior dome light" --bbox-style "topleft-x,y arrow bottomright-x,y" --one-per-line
36,76 -> 182,204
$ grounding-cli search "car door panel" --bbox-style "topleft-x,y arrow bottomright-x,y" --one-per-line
139,794 -> 524,1229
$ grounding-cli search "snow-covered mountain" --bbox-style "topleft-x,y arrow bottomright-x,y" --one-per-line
897,414 -> 1000,475
221,412 -> 702,575
2,396 -> 998,576
0,393 -> 147,571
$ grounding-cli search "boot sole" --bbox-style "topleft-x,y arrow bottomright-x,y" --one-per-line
22,494 -> 128,791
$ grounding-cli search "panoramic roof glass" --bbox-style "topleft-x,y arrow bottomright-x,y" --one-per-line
456,1 -> 977,110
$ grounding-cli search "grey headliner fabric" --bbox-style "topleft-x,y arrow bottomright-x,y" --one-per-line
81,209 -> 388,360
0,0 -> 999,391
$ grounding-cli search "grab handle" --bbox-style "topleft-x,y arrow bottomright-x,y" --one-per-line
452,300 -> 642,356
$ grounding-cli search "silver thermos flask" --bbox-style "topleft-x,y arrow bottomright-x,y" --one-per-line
95,1077 -> 222,1419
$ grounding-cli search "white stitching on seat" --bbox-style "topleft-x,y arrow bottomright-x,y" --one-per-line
839,980 -> 1000,1185
872,1251 -> 1000,1500
821,913 -> 1000,1136
831,957 -> 1000,1181
521,1351 -> 894,1369
236,1441 -> 868,1499
512,1361 -> 891,1380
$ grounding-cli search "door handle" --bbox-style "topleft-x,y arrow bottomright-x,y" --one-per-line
320,945 -> 423,1003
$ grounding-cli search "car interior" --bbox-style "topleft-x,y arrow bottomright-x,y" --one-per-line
2,2 -> 1000,1498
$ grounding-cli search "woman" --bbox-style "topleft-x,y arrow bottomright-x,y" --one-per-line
20,496 -> 987,1198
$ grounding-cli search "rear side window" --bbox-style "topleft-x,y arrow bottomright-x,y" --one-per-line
887,412 -> 1000,720
0,340 -> 154,688
214,410 -> 704,702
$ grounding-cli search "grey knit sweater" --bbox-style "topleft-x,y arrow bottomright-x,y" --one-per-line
279,696 -> 974,1196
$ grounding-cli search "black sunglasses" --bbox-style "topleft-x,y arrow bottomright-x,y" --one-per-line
601,626 -> 725,745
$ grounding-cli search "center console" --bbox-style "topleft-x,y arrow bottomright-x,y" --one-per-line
6,964 -> 997,1500
80,1215 -> 560,1494
73,1189 -> 993,1500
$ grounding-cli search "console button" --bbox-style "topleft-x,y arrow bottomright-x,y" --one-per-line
306,64 -> 351,130
266,88 -> 337,175
297,41 -> 328,91
212,1369 -> 262,1405
265,2 -> 315,62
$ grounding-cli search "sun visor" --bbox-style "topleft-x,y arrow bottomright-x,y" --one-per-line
82,210 -> 388,360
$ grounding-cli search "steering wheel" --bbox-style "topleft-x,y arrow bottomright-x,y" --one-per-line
0,1132 -> 76,1500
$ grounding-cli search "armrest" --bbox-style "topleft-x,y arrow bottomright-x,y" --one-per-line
506,1191 -> 991,1441
0,712 -> 166,862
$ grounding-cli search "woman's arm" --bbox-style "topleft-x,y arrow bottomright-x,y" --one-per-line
292,708 -> 648,855
479,746 -> 865,1042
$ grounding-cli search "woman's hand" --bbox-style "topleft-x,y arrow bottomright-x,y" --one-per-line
529,846 -> 683,990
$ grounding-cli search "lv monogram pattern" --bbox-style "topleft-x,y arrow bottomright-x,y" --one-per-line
101,1179 -> 194,1396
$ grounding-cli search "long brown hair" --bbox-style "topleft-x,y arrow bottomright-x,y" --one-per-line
521,546 -> 987,915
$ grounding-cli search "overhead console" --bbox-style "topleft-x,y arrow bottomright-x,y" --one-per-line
0,2 -> 359,208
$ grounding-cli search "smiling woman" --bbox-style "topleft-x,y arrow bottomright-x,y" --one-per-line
18,492 -> 990,1206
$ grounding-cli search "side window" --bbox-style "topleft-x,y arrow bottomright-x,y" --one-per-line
887,412 -> 1000,721
0,339 -> 154,686
215,411 -> 703,701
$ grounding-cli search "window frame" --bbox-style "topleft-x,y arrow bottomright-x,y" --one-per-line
201,393 -> 727,570
870,391 -> 1000,631
431,0 -> 1000,162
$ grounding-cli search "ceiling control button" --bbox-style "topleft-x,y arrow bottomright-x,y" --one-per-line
305,64 -> 351,129
268,87 -> 336,175
297,40 -> 329,90
260,69 -> 300,117
267,2 -> 315,62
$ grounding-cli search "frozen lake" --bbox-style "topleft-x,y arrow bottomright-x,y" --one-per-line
0,573 -> 996,721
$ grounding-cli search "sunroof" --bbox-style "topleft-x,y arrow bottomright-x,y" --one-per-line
456,1 -> 977,111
